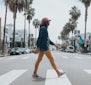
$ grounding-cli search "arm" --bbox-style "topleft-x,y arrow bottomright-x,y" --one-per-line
49,39 -> 55,45
49,39 -> 59,48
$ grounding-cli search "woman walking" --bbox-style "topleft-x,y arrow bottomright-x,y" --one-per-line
32,17 -> 64,77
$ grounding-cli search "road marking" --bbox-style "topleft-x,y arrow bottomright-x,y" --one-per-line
61,56 -> 69,59
87,57 -> 91,59
75,56 -> 82,59
0,70 -> 27,85
84,69 -> 91,75
45,69 -> 72,85
22,56 -> 30,59
7,57 -> 17,60
0,58 -> 3,60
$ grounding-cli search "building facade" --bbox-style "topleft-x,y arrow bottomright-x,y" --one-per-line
1,25 -> 35,48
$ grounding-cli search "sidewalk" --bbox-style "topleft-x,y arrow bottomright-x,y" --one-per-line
0,54 -> 4,57
85,52 -> 91,55
0,53 -> 8,57
78,52 -> 91,56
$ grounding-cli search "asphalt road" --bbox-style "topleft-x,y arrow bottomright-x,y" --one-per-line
0,51 -> 91,85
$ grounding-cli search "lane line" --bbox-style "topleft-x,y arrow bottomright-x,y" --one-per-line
0,70 -> 27,85
84,69 -> 91,75
87,57 -> 91,59
61,56 -> 69,59
22,56 -> 30,59
45,69 -> 72,85
75,56 -> 82,59
7,57 -> 17,60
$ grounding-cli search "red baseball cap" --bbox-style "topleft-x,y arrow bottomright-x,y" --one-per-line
41,17 -> 51,22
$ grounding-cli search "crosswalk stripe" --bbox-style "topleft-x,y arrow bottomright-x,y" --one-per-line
84,69 -> 91,75
7,57 -> 17,60
0,58 -> 3,60
22,56 -> 30,59
61,56 -> 69,59
75,56 -> 82,59
0,70 -> 27,85
87,57 -> 91,59
45,69 -> 72,85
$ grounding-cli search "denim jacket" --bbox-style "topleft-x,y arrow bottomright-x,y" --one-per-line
36,26 -> 55,51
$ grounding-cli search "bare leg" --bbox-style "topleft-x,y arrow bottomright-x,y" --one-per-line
44,50 -> 61,75
33,52 -> 44,75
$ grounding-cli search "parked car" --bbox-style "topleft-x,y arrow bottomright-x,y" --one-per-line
31,47 -> 36,53
9,47 -> 21,55
58,48 -> 64,51
25,48 -> 31,54
65,46 -> 74,53
20,48 -> 26,54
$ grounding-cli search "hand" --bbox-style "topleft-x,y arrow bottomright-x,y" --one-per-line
35,48 -> 40,53
54,44 -> 59,48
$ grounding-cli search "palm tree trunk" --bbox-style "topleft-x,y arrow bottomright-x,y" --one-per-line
12,12 -> 16,48
72,30 -> 74,46
24,13 -> 26,48
28,21 -> 31,48
2,5 -> 7,55
84,6 -> 88,52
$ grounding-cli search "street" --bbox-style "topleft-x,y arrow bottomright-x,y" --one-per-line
0,51 -> 91,85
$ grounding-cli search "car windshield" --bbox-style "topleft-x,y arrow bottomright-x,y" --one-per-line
69,47 -> 73,49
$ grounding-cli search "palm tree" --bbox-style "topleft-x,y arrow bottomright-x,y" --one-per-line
23,12 -> 27,47
27,7 -> 35,48
23,0 -> 33,48
69,6 -> 81,22
6,0 -> 33,48
79,0 -> 91,51
64,23 -> 71,38
2,0 -> 10,55
33,19 -> 40,47
58,35 -> 61,44
69,6 -> 81,37
60,31 -> 66,41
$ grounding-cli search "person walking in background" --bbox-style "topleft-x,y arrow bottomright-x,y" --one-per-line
32,17 -> 65,77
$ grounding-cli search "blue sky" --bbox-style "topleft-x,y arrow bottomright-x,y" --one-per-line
0,0 -> 91,43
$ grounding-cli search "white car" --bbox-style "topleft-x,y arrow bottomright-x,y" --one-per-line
65,46 -> 74,53
25,48 -> 31,54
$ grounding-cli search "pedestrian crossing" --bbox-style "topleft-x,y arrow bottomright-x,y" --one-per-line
0,53 -> 91,85
45,69 -> 72,85
0,70 -> 27,85
84,70 -> 91,75
0,54 -> 36,61
0,69 -> 91,85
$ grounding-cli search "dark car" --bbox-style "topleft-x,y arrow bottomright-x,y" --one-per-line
9,47 -> 21,55
19,48 -> 25,54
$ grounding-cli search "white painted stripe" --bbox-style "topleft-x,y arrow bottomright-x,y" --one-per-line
61,56 -> 69,59
75,56 -> 82,59
0,70 -> 27,85
7,57 -> 17,60
45,69 -> 72,85
0,58 -> 3,60
87,57 -> 91,59
22,56 -> 30,59
84,69 -> 91,75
